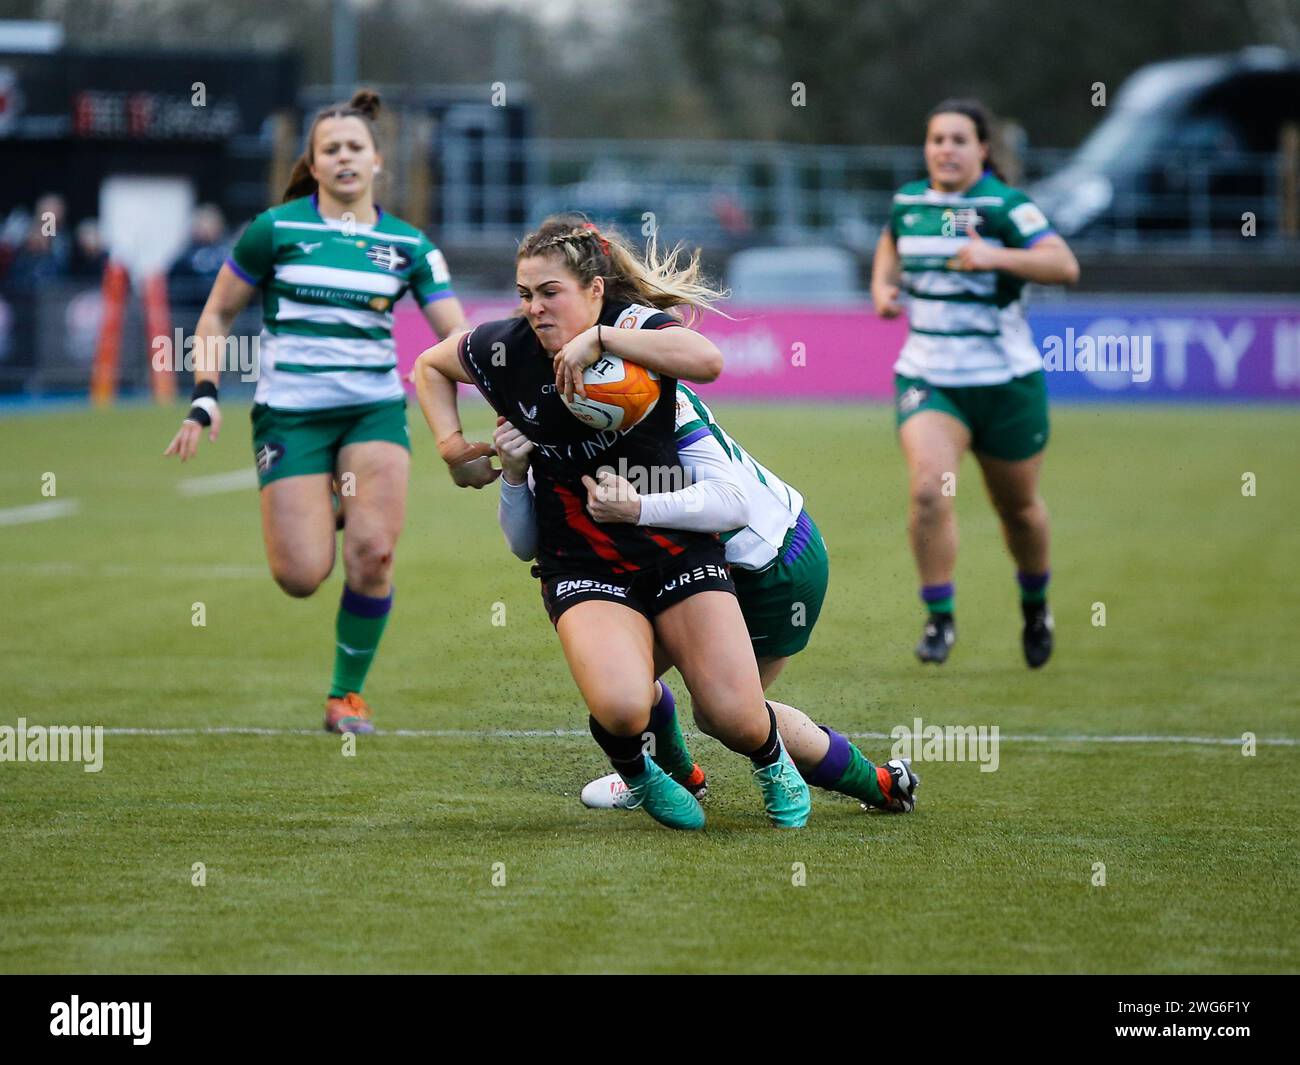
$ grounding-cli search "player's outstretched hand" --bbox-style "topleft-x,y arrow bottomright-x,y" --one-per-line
163,406 -> 222,462
582,469 -> 641,524
554,326 -> 601,403
493,416 -> 534,486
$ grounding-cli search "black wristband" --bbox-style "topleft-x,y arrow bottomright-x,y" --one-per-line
187,380 -> 219,427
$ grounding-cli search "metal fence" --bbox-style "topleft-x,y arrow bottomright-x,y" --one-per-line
3,136 -> 1293,397
437,137 -> 1294,251
0,278 -> 262,397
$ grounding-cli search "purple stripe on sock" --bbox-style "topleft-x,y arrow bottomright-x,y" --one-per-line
341,584 -> 393,619
1017,570 -> 1050,592
808,727 -> 853,788
921,582 -> 954,604
648,679 -> 677,731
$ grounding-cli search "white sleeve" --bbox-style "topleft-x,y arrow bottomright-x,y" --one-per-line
636,430 -> 750,532
497,475 -> 538,561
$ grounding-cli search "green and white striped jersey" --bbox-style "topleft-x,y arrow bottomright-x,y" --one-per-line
228,195 -> 454,410
890,172 -> 1053,386
674,383 -> 803,570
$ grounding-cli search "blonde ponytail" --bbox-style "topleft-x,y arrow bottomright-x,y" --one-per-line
517,215 -> 729,324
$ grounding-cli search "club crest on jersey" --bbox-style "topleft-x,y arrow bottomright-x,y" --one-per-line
255,441 -> 285,474
365,243 -> 411,272
898,385 -> 928,414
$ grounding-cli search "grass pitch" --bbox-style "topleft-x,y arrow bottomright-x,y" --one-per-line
0,398 -> 1296,973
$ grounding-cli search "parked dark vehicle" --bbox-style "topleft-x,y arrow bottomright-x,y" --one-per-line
1031,48 -> 1300,240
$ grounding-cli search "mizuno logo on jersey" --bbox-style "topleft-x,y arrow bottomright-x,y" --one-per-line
296,241 -> 322,254
365,244 -> 411,272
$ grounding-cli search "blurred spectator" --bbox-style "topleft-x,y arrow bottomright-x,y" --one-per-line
72,218 -> 108,279
5,194 -> 72,286
993,119 -> 1027,186
169,204 -> 230,289
0,194 -> 70,388
0,206 -> 27,278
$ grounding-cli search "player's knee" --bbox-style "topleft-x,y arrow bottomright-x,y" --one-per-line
692,692 -> 764,748
998,496 -> 1043,531
691,712 -> 721,741
910,479 -> 948,516
272,563 -> 328,598
589,695 -> 652,738
344,535 -> 395,584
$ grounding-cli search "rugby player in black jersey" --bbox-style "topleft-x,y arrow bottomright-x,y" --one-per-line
412,216 -> 869,830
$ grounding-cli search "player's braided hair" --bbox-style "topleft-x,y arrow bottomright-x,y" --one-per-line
516,214 -> 729,325
282,89 -> 383,203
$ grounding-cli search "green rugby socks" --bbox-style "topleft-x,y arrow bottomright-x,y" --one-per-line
329,585 -> 393,698
921,581 -> 955,617
807,727 -> 885,805
1017,569 -> 1050,604
648,681 -> 697,783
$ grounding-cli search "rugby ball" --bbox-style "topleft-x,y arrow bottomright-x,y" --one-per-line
564,353 -> 660,432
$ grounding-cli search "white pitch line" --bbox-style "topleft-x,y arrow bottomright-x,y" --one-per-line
100,562 -> 265,578
913,732 -> 1295,747
0,500 -> 79,526
101,726 -> 590,738
92,726 -> 1299,747
0,561 -> 265,578
177,469 -> 257,496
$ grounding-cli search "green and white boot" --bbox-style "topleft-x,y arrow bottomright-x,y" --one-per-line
619,758 -> 706,831
752,738 -> 811,828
